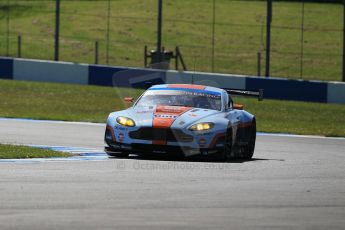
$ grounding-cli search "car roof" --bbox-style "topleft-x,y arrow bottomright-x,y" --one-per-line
148,84 -> 224,95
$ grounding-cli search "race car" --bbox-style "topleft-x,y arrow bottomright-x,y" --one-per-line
104,84 -> 263,161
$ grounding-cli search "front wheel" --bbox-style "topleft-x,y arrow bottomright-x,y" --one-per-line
219,128 -> 234,162
239,120 -> 256,160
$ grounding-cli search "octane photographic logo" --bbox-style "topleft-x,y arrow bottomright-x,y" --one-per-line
113,159 -> 232,171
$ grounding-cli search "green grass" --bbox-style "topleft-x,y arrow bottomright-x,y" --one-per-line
0,79 -> 344,137
0,0 -> 342,81
0,144 -> 69,159
0,79 -> 144,122
235,96 -> 345,137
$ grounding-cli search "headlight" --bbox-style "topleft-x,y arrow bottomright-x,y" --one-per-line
189,122 -> 214,131
116,116 -> 135,127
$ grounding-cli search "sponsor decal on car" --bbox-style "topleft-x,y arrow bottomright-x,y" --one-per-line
188,113 -> 198,117
137,111 -> 152,114
198,138 -> 207,147
114,126 -> 128,131
154,114 -> 178,119
196,132 -> 213,136
118,133 -> 125,143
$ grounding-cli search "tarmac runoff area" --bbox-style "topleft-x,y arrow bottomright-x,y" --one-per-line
0,117 -> 345,230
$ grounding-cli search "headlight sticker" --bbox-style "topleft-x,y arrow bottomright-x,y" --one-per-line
116,116 -> 136,127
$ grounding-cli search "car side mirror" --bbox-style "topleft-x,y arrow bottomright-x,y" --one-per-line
233,103 -> 244,110
124,97 -> 134,103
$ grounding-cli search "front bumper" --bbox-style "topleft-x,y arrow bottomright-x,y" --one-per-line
105,142 -> 222,157
105,125 -> 226,157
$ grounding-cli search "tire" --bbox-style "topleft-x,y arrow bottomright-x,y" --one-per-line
239,120 -> 256,160
219,128 -> 234,162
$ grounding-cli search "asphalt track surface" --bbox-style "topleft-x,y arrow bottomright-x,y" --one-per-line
0,118 -> 345,230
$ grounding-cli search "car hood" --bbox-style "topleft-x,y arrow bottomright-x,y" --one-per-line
127,105 -> 221,128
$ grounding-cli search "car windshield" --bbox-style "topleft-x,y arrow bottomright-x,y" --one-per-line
135,89 -> 222,111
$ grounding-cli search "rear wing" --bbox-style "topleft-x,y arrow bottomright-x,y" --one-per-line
224,88 -> 264,101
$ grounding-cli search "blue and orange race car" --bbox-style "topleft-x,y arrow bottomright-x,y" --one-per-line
104,84 -> 263,161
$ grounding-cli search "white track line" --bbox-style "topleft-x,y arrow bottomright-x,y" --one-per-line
257,132 -> 345,140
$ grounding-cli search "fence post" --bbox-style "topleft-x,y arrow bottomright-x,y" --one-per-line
6,0 -> 10,56
106,0 -> 110,65
17,35 -> 21,58
211,0 -> 216,73
95,41 -> 99,64
343,0 -> 345,82
176,47 -> 187,71
265,0 -> 272,78
156,0 -> 163,63
257,52 -> 261,77
54,0 -> 60,61
175,46 -> 178,70
144,45 -> 148,67
300,1 -> 305,79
